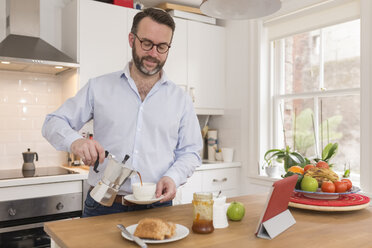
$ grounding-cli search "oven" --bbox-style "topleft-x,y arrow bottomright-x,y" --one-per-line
0,167 -> 84,248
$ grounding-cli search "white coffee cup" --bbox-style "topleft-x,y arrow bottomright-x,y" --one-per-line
221,148 -> 234,162
213,195 -> 229,229
132,182 -> 156,200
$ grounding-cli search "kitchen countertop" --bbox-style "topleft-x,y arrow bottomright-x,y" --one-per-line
0,161 -> 240,188
0,166 -> 88,188
44,194 -> 372,248
198,160 -> 241,170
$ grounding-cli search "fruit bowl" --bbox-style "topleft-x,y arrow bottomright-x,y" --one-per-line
294,186 -> 361,199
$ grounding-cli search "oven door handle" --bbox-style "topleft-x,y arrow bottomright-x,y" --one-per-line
0,222 -> 45,233
0,216 -> 81,234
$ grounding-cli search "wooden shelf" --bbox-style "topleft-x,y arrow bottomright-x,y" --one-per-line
156,2 -> 203,15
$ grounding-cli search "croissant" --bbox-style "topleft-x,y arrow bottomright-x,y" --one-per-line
134,218 -> 176,240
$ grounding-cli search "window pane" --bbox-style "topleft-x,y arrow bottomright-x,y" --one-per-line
281,98 -> 316,159
323,20 -> 360,90
284,30 -> 320,94
318,95 -> 360,173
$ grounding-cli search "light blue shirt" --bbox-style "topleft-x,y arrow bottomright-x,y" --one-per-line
42,63 -> 202,194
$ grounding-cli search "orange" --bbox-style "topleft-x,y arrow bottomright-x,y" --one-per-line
288,165 -> 304,175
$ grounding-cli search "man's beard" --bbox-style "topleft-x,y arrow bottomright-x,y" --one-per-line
132,45 -> 166,76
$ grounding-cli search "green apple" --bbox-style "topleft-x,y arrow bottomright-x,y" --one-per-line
301,176 -> 318,192
227,201 -> 245,221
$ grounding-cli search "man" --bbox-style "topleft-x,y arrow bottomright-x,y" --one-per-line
42,8 -> 202,217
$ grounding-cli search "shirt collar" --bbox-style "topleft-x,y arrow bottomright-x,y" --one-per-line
122,62 -> 169,85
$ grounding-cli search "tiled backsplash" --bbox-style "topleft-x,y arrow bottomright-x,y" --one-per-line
0,70 -> 77,170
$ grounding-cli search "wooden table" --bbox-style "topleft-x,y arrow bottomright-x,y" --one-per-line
44,195 -> 372,248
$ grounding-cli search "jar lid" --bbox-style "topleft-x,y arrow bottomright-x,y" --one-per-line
193,192 -> 213,201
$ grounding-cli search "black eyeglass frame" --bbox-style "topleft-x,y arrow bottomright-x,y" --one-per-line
133,33 -> 171,54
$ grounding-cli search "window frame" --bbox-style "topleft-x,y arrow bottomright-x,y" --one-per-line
253,0 -> 372,196
271,30 -> 361,164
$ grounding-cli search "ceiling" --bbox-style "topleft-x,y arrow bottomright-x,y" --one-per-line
140,0 -> 202,8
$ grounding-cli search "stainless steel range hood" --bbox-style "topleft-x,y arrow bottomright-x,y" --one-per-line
0,0 -> 79,75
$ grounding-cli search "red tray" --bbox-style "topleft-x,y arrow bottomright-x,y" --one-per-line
289,192 -> 370,211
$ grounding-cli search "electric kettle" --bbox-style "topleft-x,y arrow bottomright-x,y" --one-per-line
90,151 -> 136,206
22,148 -> 38,171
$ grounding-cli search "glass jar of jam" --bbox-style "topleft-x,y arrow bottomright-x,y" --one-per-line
192,192 -> 214,234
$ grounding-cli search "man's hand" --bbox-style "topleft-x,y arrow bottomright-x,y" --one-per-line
156,176 -> 176,203
70,138 -> 105,166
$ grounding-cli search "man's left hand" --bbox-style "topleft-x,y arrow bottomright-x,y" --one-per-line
156,176 -> 176,203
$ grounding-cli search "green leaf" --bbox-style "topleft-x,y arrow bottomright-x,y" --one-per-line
264,149 -> 284,161
323,143 -> 338,161
322,143 -> 334,160
264,151 -> 284,163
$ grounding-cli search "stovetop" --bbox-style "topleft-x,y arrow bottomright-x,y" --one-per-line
0,167 -> 77,180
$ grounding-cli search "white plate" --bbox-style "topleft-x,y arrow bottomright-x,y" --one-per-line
121,224 -> 189,244
123,194 -> 164,205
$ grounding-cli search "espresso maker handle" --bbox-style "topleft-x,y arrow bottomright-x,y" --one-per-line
35,152 -> 38,161
93,150 -> 109,173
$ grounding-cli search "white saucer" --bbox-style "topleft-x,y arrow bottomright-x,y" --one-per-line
124,194 -> 164,205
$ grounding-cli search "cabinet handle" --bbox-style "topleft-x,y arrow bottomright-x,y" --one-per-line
213,177 -> 227,183
189,87 -> 196,103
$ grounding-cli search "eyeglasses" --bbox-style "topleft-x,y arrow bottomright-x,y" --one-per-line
133,33 -> 171,54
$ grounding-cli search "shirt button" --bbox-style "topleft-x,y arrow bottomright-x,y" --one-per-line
140,106 -> 143,111
134,150 -> 139,154
137,127 -> 141,131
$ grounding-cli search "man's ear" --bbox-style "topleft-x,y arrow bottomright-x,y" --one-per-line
129,33 -> 135,48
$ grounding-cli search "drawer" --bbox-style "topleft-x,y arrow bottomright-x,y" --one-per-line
202,168 -> 239,192
0,181 -> 83,201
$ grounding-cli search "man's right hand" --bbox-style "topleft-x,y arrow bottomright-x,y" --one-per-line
70,138 -> 105,166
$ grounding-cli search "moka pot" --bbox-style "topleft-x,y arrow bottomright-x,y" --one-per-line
22,148 -> 38,171
90,152 -> 135,207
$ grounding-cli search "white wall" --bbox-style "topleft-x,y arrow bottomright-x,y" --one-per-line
212,19 -> 272,195
0,70 -> 77,169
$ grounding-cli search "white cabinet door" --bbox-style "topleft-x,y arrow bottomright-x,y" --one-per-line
126,8 -> 140,62
187,21 -> 226,110
163,18 -> 188,88
176,167 -> 240,204
79,0 -> 128,88
175,171 -> 202,205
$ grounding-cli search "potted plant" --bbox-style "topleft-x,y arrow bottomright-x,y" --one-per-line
261,160 -> 280,178
264,145 -> 307,173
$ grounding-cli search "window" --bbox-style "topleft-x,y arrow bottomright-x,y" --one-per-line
265,2 -> 361,180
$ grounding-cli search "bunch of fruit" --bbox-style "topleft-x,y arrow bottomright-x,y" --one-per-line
283,161 -> 353,193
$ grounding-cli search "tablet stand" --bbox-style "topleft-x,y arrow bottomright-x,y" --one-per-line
256,209 -> 296,239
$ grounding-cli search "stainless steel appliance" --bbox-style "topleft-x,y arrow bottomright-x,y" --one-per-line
90,153 -> 135,207
0,167 -> 82,248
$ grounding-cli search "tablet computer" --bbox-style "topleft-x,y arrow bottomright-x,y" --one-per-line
255,174 -> 298,239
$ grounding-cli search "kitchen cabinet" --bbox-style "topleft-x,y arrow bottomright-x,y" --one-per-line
175,163 -> 241,204
78,0 -> 129,88
165,19 -> 226,113
63,0 -> 129,88
63,1 -> 226,113
187,20 -> 226,113
163,18 -> 188,89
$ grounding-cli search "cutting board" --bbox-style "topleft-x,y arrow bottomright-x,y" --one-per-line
156,2 -> 203,15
